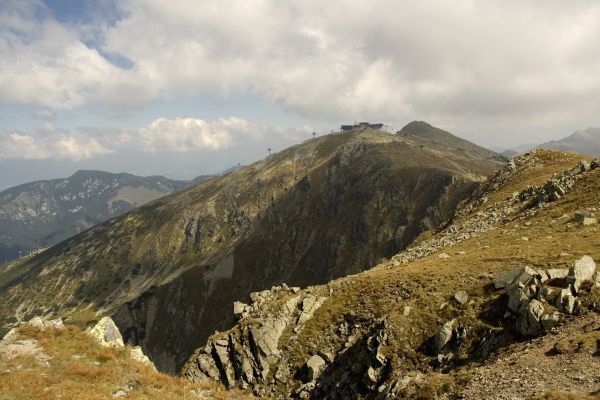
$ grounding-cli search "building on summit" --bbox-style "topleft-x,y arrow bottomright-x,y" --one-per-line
340,122 -> 384,132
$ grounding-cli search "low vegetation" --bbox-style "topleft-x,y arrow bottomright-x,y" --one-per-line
0,324 -> 251,400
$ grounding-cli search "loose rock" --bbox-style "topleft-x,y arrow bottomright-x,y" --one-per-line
305,354 -> 326,382
454,291 -> 469,305
88,317 -> 125,348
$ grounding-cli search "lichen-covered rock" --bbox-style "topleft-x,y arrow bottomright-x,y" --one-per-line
26,317 -> 44,330
540,312 -> 561,329
555,288 -> 577,314
546,268 -> 569,281
294,294 -> 328,333
569,255 -> 596,287
507,284 -> 529,313
434,319 -> 455,353
130,346 -> 156,370
573,210 -> 593,224
233,301 -> 248,319
515,299 -> 544,337
88,317 -> 125,348
494,269 -> 522,289
44,318 -> 65,330
454,291 -> 469,305
87,316 -> 156,370
305,355 -> 326,382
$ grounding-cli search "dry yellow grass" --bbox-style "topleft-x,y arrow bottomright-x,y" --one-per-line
0,324 -> 253,400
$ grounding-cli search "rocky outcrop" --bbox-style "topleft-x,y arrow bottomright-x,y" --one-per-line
517,158 -> 596,206
182,285 -> 327,393
88,316 -> 125,347
491,257 -> 597,337
88,316 -> 156,370
295,320 -> 391,399
423,257 -> 599,366
573,210 -> 597,226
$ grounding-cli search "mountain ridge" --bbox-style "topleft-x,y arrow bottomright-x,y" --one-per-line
0,124 -> 504,373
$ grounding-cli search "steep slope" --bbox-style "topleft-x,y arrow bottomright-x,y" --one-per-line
0,127 -> 503,374
186,165 -> 244,189
538,127 -> 600,156
0,171 -> 186,263
182,150 -> 600,399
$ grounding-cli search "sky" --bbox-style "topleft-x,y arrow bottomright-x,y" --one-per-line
1,0 -> 600,189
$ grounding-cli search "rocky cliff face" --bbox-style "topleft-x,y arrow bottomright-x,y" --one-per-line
0,170 -> 186,263
0,125 -> 503,374
181,150 -> 600,399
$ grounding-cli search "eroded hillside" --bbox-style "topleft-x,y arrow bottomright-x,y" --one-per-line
0,126 -> 502,373
182,150 -> 600,399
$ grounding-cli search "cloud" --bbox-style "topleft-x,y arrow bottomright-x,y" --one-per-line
0,3 -> 121,109
1,0 -> 600,144
0,116 -> 297,160
136,117 -> 250,152
0,131 -> 111,160
32,110 -> 56,120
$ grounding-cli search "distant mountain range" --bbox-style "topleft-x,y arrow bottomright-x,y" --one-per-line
0,165 -> 250,264
0,171 -> 188,263
537,127 -> 600,156
496,127 -> 600,158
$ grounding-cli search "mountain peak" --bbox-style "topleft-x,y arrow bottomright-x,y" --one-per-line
400,120 -> 435,132
397,121 -> 503,161
537,127 -> 600,156
398,121 -> 456,140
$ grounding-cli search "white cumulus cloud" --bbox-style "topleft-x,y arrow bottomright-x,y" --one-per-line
0,116 -> 293,160
136,117 -> 244,152
0,132 -> 112,161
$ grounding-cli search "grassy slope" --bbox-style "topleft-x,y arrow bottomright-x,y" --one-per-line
0,324 -> 251,400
